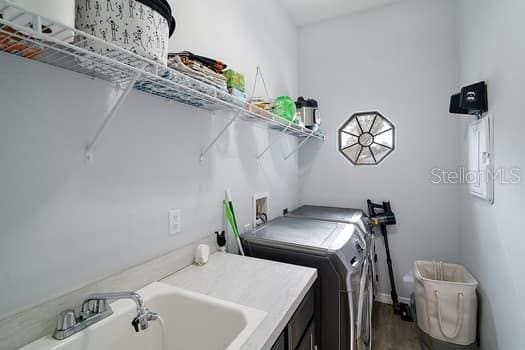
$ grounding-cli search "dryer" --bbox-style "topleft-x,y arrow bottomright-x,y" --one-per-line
286,205 -> 376,350
241,216 -> 366,350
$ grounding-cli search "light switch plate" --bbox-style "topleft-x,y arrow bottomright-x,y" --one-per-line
169,209 -> 182,235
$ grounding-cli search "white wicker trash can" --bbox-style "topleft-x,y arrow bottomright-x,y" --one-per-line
414,261 -> 478,347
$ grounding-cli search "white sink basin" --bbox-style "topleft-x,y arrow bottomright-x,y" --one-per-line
22,282 -> 267,350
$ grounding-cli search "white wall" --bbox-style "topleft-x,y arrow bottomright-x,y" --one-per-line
168,0 -> 298,97
297,0 -> 462,299
458,0 -> 525,349
0,0 -> 300,318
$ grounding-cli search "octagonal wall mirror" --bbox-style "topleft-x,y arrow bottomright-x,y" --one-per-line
338,111 -> 395,165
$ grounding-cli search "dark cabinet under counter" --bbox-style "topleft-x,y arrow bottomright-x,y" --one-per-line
272,288 -> 317,350
296,321 -> 315,350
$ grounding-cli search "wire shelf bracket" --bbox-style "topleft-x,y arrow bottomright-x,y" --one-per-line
256,124 -> 291,160
84,68 -> 145,162
199,110 -> 242,162
284,133 -> 314,160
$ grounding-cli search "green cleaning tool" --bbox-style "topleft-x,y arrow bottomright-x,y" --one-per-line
224,190 -> 245,256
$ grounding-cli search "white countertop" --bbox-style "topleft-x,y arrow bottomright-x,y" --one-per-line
162,252 -> 317,350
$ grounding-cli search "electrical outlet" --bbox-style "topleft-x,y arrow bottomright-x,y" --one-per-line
169,209 -> 182,235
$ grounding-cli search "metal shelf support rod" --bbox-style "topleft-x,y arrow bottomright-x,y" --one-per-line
200,110 -> 242,162
284,133 -> 314,160
84,68 -> 144,161
257,124 -> 291,160
31,14 -> 42,34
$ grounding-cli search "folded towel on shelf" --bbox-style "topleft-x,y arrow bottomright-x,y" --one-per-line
176,51 -> 227,73
134,70 -> 216,108
167,53 -> 228,91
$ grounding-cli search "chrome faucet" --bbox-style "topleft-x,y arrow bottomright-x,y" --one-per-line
53,291 -> 158,340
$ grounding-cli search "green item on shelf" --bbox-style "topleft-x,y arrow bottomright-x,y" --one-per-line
223,69 -> 245,92
273,96 -> 297,122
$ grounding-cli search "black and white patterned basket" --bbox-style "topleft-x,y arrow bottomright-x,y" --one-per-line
75,0 -> 172,65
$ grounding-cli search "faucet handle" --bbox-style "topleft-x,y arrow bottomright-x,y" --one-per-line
80,299 -> 110,319
56,310 -> 77,331
131,316 -> 141,332
131,309 -> 158,333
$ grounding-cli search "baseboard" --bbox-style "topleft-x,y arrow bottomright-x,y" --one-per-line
375,292 -> 411,305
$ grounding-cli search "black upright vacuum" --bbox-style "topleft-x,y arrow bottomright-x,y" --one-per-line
367,200 -> 413,322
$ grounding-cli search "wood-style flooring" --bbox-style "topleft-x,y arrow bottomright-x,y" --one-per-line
371,302 -> 420,350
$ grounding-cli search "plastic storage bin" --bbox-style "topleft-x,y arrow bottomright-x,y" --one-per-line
414,261 -> 478,347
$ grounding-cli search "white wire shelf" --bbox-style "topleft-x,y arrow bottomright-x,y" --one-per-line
0,1 -> 324,142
